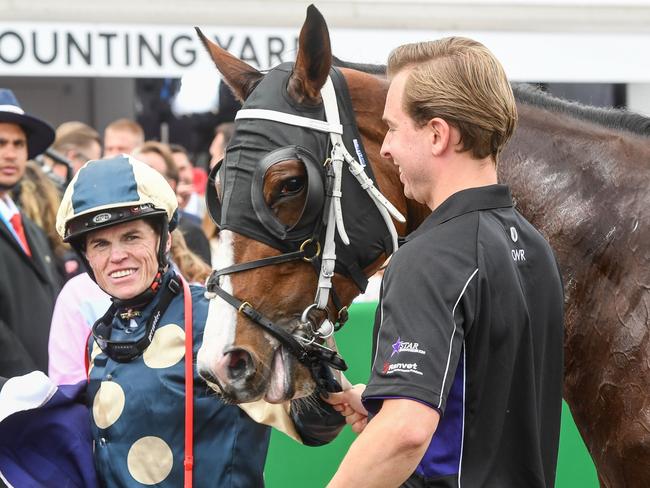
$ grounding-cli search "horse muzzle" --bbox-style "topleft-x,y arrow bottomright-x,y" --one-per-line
197,327 -> 315,404
198,344 -> 276,403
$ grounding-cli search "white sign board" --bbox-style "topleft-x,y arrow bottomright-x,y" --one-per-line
0,23 -> 648,82
0,24 -> 298,75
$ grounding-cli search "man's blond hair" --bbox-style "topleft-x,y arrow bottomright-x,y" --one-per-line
52,122 -> 100,154
387,37 -> 517,161
104,118 -> 144,144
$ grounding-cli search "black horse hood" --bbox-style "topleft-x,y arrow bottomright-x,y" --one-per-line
213,63 -> 393,289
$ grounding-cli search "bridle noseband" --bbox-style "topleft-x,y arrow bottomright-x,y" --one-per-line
205,72 -> 405,393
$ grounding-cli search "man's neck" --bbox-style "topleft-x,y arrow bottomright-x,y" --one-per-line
427,155 -> 498,211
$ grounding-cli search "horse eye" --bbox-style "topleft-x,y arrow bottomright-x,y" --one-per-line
279,177 -> 305,196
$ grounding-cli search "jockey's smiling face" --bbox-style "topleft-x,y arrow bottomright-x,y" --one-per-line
85,219 -> 166,300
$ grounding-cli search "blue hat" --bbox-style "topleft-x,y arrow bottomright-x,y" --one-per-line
0,89 -> 55,159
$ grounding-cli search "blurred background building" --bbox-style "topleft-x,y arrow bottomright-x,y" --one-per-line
2,0 -> 649,166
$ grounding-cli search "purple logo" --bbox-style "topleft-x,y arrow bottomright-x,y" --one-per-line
389,337 -> 427,358
391,337 -> 402,357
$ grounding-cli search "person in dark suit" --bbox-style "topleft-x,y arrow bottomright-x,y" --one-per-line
0,88 -> 61,377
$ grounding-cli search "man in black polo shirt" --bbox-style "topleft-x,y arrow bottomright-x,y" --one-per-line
327,38 -> 564,487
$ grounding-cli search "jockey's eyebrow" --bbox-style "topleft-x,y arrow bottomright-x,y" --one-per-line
86,235 -> 108,247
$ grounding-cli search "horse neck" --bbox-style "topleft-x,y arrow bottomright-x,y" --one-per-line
499,102 -> 650,297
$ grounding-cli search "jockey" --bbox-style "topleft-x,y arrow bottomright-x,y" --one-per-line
48,154 -> 343,487
54,154 -> 268,486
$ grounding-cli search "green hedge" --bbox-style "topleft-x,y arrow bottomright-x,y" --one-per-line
264,302 -> 598,487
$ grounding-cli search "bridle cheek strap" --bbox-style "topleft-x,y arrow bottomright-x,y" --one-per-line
181,277 -> 194,488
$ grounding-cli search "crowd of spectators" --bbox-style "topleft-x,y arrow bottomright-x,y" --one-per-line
0,87 -> 234,382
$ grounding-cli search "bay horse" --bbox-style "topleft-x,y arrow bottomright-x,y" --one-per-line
195,5 -> 650,487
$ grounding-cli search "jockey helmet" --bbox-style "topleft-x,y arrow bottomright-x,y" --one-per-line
56,155 -> 178,298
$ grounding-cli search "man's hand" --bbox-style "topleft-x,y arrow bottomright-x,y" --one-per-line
323,384 -> 369,434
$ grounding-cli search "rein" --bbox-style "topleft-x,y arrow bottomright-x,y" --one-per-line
205,73 -> 405,392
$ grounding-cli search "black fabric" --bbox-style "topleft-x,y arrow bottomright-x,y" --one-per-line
363,185 -> 564,488
402,473 -> 458,488
290,393 -> 345,446
0,212 -> 62,377
215,63 -> 392,282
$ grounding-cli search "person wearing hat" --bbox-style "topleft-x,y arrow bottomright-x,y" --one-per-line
53,154 -> 344,487
0,88 -> 61,378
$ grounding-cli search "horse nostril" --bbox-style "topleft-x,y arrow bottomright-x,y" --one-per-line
226,349 -> 254,381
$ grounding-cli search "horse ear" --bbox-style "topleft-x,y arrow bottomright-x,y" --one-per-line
288,4 -> 332,105
195,27 -> 263,101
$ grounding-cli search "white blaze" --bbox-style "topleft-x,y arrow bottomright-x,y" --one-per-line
197,230 -> 237,371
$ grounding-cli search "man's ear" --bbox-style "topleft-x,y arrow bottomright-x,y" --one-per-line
428,118 -> 451,157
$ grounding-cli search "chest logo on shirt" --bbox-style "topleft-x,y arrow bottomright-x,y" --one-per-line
511,249 -> 526,261
509,226 -> 526,262
391,337 -> 427,357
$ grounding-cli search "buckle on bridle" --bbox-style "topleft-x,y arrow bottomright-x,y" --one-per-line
300,238 -> 321,262
238,301 -> 252,314
300,303 -> 334,338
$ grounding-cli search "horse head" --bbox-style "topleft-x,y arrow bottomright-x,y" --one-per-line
195,5 -> 412,404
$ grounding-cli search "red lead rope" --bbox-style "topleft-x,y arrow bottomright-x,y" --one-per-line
181,277 -> 194,488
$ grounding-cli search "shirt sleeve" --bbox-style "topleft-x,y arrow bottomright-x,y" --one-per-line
48,277 -> 110,385
362,237 -> 478,414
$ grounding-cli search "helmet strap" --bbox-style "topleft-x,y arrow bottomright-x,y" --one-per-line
92,274 -> 182,362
